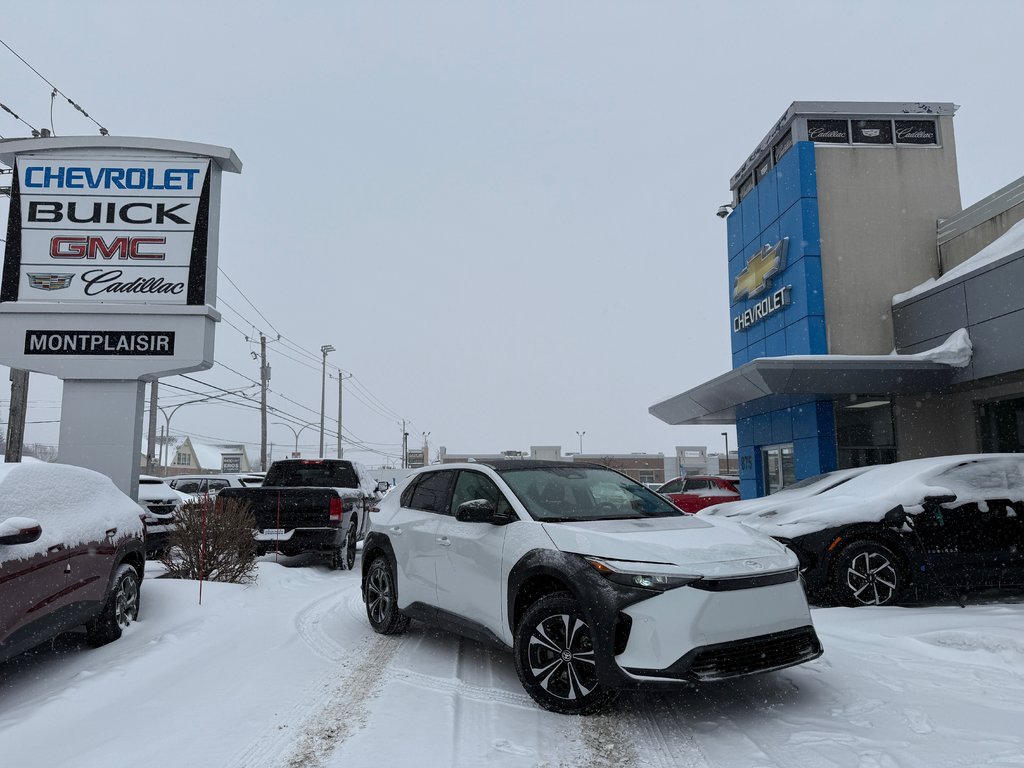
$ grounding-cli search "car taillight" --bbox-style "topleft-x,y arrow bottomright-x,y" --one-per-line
329,496 -> 343,522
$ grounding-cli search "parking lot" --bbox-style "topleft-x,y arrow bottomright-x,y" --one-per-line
2,557 -> 1022,768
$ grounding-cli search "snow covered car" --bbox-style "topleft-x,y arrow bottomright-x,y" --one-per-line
361,460 -> 823,714
0,461 -> 146,663
700,466 -> 873,522
703,454 -> 1024,607
137,474 -> 182,556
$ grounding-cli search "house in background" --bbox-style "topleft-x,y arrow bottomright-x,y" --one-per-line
141,435 -> 252,476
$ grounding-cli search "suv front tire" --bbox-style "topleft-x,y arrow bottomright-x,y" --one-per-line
513,592 -> 616,715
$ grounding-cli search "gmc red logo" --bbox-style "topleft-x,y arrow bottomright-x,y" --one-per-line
49,236 -> 167,260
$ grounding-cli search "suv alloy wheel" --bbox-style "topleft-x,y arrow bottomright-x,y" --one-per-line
365,556 -> 410,635
513,592 -> 616,715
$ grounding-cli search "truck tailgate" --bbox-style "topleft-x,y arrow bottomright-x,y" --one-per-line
218,487 -> 339,530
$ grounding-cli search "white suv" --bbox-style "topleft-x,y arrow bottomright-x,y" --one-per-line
361,460 -> 823,714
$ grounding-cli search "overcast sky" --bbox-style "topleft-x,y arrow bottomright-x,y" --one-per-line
3,2 -> 1024,467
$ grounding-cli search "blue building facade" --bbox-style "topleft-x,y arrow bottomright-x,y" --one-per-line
726,141 -> 837,499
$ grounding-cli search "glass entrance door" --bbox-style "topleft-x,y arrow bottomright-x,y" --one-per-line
762,444 -> 796,495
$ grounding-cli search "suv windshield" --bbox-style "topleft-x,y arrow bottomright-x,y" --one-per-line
499,466 -> 682,522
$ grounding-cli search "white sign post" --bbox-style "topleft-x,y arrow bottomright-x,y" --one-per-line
0,137 -> 241,500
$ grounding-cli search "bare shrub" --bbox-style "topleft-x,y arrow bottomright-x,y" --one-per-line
161,497 -> 258,583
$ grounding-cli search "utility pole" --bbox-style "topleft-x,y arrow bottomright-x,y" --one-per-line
335,371 -> 352,459
4,369 -> 29,463
319,344 -> 334,458
260,334 -> 269,471
422,431 -> 431,465
146,381 -> 159,474
402,420 -> 409,469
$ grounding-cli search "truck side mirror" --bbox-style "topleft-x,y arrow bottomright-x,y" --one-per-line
376,480 -> 390,493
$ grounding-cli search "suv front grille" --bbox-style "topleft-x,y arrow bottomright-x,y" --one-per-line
624,626 -> 822,682
688,627 -> 822,680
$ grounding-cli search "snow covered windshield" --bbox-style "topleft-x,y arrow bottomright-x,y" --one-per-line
499,466 -> 682,522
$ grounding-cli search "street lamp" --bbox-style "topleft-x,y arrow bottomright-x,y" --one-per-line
576,430 -> 586,455
721,431 -> 730,474
274,421 -> 316,457
155,387 -> 253,475
320,344 -> 335,458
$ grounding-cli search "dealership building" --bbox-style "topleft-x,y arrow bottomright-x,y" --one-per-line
651,101 -> 1024,499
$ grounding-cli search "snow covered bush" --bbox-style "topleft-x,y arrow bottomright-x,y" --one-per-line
160,497 -> 258,583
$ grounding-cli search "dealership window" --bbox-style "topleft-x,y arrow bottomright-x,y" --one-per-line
835,396 -> 897,468
762,444 -> 795,495
978,396 -> 1024,453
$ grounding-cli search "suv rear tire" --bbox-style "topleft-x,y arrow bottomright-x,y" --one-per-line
365,556 -> 410,635
513,592 -> 616,715
86,564 -> 141,646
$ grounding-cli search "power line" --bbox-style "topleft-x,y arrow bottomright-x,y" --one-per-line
0,38 -> 108,135
217,267 -> 281,337
0,99 -> 37,133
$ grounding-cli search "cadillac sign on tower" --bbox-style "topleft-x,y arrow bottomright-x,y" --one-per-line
0,136 -> 241,499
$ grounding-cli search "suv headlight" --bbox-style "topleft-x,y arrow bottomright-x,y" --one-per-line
584,557 -> 703,591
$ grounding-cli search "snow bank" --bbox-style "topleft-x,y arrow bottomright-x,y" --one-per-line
0,462 -> 144,563
894,217 -> 1024,304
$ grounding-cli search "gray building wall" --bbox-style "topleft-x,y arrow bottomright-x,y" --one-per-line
938,174 -> 1024,273
815,116 -> 961,355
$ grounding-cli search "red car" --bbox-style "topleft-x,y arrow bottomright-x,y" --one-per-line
0,461 -> 146,664
656,475 -> 740,514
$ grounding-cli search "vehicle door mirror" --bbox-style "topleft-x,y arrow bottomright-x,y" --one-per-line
923,494 -> 957,507
0,518 -> 43,545
883,505 -> 906,527
456,499 -> 501,523
376,480 -> 390,493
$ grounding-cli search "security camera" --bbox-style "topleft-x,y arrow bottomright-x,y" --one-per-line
715,204 -> 732,219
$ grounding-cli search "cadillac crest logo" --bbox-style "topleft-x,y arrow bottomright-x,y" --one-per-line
27,273 -> 74,291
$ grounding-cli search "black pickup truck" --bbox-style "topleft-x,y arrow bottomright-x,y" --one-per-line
216,459 -> 386,570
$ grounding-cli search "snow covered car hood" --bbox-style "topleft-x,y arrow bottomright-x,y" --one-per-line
541,516 -> 797,577
737,495 -> 900,539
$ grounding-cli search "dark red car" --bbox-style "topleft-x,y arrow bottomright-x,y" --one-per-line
0,462 -> 146,664
656,475 -> 741,514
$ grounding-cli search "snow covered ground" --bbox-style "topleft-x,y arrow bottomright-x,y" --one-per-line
2,556 -> 1022,768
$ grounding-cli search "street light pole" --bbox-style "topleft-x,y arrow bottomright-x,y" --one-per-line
274,421 -> 316,457
319,344 -> 334,458
576,430 -> 586,455
721,431 -> 730,474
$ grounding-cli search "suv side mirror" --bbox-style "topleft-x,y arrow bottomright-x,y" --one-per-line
456,499 -> 503,524
0,518 -> 43,546
883,505 -> 906,527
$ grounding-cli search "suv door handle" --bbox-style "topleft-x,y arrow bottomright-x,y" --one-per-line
437,536 -> 451,547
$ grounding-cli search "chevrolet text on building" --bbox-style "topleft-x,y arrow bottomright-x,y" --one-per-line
0,136 -> 241,502
733,286 -> 790,332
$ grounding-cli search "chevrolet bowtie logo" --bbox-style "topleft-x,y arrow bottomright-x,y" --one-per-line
732,238 -> 788,303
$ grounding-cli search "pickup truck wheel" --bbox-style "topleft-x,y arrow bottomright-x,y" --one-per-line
85,564 -> 141,647
365,556 -> 409,635
344,520 -> 358,570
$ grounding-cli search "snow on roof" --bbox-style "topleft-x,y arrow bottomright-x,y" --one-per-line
189,438 -> 247,471
0,461 -> 144,563
780,328 -> 972,368
893,218 -> 1024,305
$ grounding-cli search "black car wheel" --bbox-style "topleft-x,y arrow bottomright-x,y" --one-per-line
513,592 -> 616,715
344,520 -> 358,570
365,556 -> 410,635
86,564 -> 141,646
831,540 -> 903,607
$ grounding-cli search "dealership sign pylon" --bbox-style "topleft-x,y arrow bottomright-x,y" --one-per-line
0,137 -> 241,500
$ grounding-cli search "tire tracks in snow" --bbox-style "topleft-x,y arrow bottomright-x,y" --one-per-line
225,580 -> 399,768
